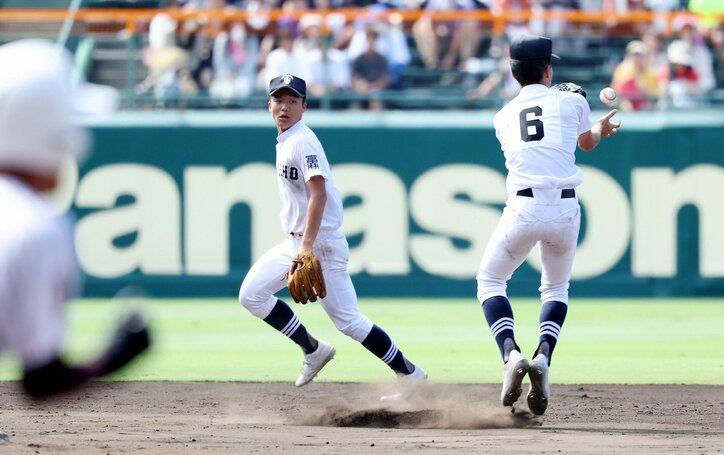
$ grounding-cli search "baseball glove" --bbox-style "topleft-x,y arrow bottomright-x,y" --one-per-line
551,82 -> 587,99
287,251 -> 326,304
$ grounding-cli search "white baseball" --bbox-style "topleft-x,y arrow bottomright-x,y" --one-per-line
599,87 -> 617,106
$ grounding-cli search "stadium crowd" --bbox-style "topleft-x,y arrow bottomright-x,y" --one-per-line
130,0 -> 723,109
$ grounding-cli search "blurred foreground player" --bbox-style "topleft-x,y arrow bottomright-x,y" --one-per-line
0,40 -> 150,398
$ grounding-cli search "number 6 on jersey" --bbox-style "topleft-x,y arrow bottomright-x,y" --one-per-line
519,106 -> 544,142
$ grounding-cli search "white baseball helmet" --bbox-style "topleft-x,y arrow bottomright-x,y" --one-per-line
0,39 -> 118,176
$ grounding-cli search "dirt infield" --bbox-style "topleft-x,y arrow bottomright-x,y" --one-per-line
0,381 -> 721,454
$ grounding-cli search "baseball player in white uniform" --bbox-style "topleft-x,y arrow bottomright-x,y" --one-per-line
0,39 -> 149,397
476,35 -> 621,415
238,74 -> 426,401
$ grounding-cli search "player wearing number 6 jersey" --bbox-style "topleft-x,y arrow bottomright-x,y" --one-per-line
476,35 -> 621,415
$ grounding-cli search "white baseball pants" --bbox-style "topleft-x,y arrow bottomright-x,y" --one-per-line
477,189 -> 581,304
239,230 -> 373,342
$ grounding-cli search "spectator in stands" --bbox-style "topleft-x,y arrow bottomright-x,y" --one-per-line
261,29 -> 309,89
412,0 -> 481,70
529,0 -> 580,42
643,0 -> 684,33
351,25 -> 390,110
688,0 -> 724,83
209,22 -> 259,102
148,1 -> 181,51
293,13 -> 327,98
641,29 -> 668,75
658,40 -> 703,109
381,15 -> 413,89
346,6 -> 411,89
600,0 -> 648,16
253,0 -> 291,84
467,43 -> 520,105
673,16 -> 717,95
315,0 -> 348,40
707,25 -> 724,81
601,0 -> 649,37
176,0 -> 229,96
611,40 -> 659,111
244,0 -> 278,37
492,0 -> 533,40
294,13 -> 351,99
138,0 -> 196,108
689,0 -> 724,65
183,0 -> 232,6
277,0 -> 308,32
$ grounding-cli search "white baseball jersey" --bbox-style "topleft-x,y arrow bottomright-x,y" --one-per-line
276,120 -> 343,235
477,84 -> 592,305
493,84 -> 592,193
0,175 -> 78,370
239,119 -> 373,343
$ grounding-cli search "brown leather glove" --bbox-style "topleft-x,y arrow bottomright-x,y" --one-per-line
287,251 -> 327,304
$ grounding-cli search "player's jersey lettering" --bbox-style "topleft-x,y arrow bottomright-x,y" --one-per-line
519,106 -> 544,142
278,164 -> 299,180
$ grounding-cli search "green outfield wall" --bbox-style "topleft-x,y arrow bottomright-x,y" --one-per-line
63,110 -> 724,298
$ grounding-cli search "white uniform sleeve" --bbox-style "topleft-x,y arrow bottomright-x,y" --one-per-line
576,96 -> 593,136
3,220 -> 76,370
293,139 -> 328,183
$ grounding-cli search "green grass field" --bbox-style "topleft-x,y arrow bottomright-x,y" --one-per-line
1,298 -> 722,384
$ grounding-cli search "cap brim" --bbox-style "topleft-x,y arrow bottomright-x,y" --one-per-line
269,86 -> 305,97
551,53 -> 560,60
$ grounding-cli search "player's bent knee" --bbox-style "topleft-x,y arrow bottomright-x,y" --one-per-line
334,315 -> 373,342
540,287 -> 569,305
238,287 -> 276,319
477,278 -> 507,304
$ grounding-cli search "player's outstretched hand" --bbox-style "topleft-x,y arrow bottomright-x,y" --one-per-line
597,109 -> 622,138
22,311 -> 151,398
98,310 -> 151,376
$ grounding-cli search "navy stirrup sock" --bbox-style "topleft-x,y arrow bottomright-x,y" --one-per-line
263,299 -> 318,354
482,295 -> 519,362
535,300 -> 568,365
361,325 -> 414,375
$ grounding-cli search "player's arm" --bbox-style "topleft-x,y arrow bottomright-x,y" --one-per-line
578,109 -> 621,152
22,311 -> 150,398
287,176 -> 328,304
299,175 -> 327,252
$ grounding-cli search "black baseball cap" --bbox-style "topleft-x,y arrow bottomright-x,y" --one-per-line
269,73 -> 306,98
510,35 -> 560,61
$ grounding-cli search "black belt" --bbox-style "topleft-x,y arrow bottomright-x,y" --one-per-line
516,188 -> 575,198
